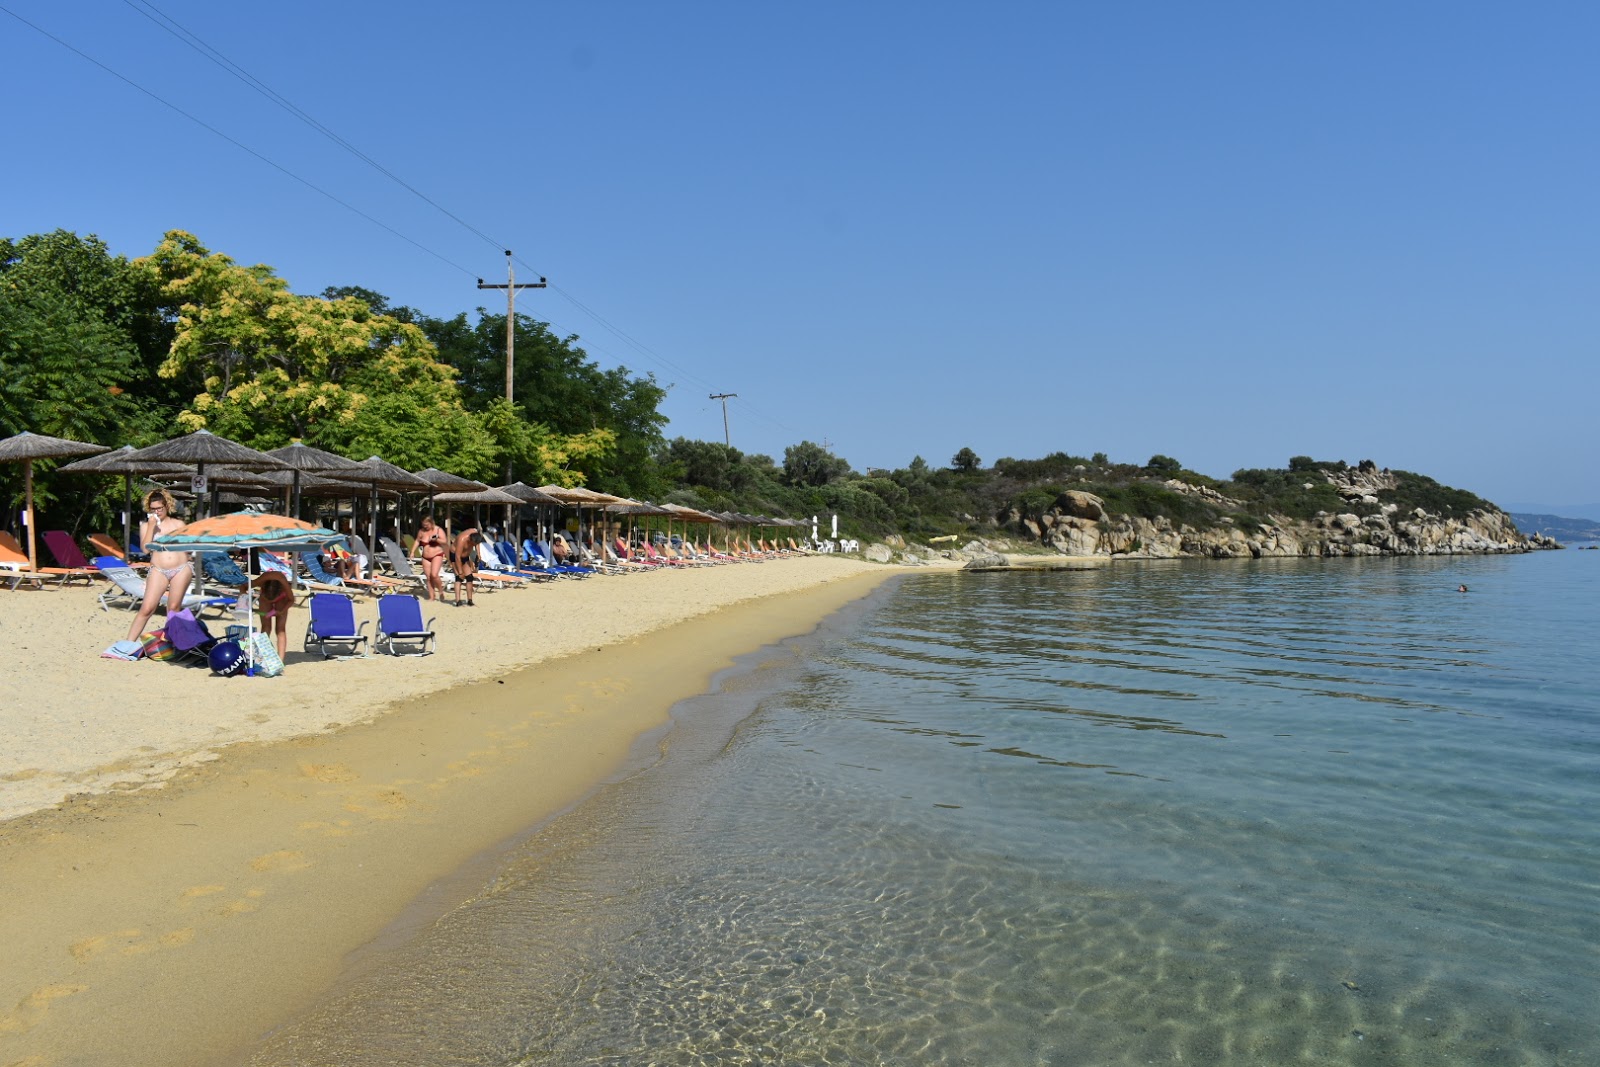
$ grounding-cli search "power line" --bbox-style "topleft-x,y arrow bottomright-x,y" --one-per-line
0,2 -> 478,278
119,0 -> 509,258
6,2 -> 815,448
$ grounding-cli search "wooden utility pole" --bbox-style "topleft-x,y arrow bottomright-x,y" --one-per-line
477,251 -> 547,408
709,392 -> 737,447
478,252 -> 546,531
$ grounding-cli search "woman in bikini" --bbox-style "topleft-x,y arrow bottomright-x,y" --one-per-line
412,514 -> 447,601
125,488 -> 191,642
252,570 -> 295,658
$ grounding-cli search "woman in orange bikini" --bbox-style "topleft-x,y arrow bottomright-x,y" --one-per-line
412,514 -> 447,601
126,488 -> 191,642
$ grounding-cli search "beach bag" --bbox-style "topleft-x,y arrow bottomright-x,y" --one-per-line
139,628 -> 176,662
250,632 -> 285,677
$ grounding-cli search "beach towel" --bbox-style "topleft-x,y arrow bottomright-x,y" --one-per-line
139,629 -> 176,662
249,632 -> 285,677
101,639 -> 143,661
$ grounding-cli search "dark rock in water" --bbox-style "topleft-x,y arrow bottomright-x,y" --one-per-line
963,553 -> 1009,570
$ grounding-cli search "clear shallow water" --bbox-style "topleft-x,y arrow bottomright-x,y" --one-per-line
247,552 -> 1599,1066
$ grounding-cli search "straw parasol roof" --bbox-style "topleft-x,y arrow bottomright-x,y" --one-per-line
122,429 -> 286,469
535,484 -> 626,505
330,456 -> 433,490
659,502 -> 724,523
431,487 -> 527,505
264,441 -> 365,473
0,431 -> 110,569
497,481 -> 565,505
414,467 -> 490,492
0,430 -> 107,465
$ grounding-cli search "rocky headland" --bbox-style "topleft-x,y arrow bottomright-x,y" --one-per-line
985,462 -> 1557,560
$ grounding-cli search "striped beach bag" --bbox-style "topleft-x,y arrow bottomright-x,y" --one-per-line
139,628 -> 176,662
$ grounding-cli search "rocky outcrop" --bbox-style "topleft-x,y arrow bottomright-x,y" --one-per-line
997,485 -> 1543,559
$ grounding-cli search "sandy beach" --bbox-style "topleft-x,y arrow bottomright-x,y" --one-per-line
0,556 -> 906,1067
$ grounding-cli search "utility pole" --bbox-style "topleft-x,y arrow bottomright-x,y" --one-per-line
478,252 -> 546,531
477,251 -> 547,409
709,392 -> 737,447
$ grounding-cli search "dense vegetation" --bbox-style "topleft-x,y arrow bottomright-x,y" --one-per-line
3,229 -> 1501,543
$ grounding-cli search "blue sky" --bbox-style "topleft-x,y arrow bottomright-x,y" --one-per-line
5,2 -> 1596,509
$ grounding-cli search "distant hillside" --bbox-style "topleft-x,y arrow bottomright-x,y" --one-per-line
1510,513 -> 1600,543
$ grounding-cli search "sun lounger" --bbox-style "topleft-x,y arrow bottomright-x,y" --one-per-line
42,530 -> 99,572
299,550 -> 404,596
375,594 -> 436,656
304,592 -> 369,658
88,532 -> 141,563
0,534 -> 95,584
92,556 -> 235,614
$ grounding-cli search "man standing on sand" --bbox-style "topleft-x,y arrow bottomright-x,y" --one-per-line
452,526 -> 482,607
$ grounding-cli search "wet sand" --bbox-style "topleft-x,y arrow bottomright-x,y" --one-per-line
0,558 -> 901,1067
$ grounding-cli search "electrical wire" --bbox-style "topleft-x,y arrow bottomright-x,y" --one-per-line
6,1 -> 807,443
0,2 -> 478,278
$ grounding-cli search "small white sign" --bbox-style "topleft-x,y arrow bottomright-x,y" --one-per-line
191,473 -> 208,494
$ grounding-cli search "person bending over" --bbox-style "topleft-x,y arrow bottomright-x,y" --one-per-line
452,527 -> 482,606
252,571 -> 295,658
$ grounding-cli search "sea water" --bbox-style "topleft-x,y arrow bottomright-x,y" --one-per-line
246,551 -> 1599,1066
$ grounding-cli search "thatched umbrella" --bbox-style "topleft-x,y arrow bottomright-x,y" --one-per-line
432,486 -> 527,534
327,456 -> 432,552
264,442 -> 366,519
492,483 -> 565,546
0,431 -> 110,570
57,445 -> 191,555
121,429 -> 287,519
536,484 -> 625,549
412,468 -> 490,522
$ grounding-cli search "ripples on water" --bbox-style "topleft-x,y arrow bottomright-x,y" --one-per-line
248,554 -> 1598,1066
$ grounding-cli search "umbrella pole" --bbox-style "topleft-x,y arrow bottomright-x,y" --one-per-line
23,459 -> 36,571
123,473 -> 134,557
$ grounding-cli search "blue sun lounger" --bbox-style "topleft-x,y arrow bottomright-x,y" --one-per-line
304,592 -> 370,658
375,594 -> 436,656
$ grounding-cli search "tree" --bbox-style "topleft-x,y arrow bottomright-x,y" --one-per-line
420,309 -> 669,496
783,441 -> 851,488
137,231 -> 610,482
951,446 -> 981,473
1145,454 -> 1182,474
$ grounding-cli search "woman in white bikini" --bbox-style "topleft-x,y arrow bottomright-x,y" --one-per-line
125,488 -> 191,642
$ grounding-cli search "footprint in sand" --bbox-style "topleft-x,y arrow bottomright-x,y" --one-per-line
218,887 -> 268,916
298,819 -> 354,837
299,762 -> 358,783
250,849 -> 312,874
179,884 -> 227,903
1,983 -> 89,1035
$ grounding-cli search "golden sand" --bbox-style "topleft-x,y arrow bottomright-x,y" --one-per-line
0,557 -> 906,1067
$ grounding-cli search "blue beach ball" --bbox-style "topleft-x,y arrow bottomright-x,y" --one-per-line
208,639 -> 248,677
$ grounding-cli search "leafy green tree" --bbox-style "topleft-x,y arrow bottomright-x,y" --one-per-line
783,441 -> 852,488
420,309 -> 668,496
951,446 -> 981,472
1145,454 -> 1183,474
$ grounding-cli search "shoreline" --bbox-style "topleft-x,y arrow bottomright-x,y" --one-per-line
0,559 -> 904,1067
